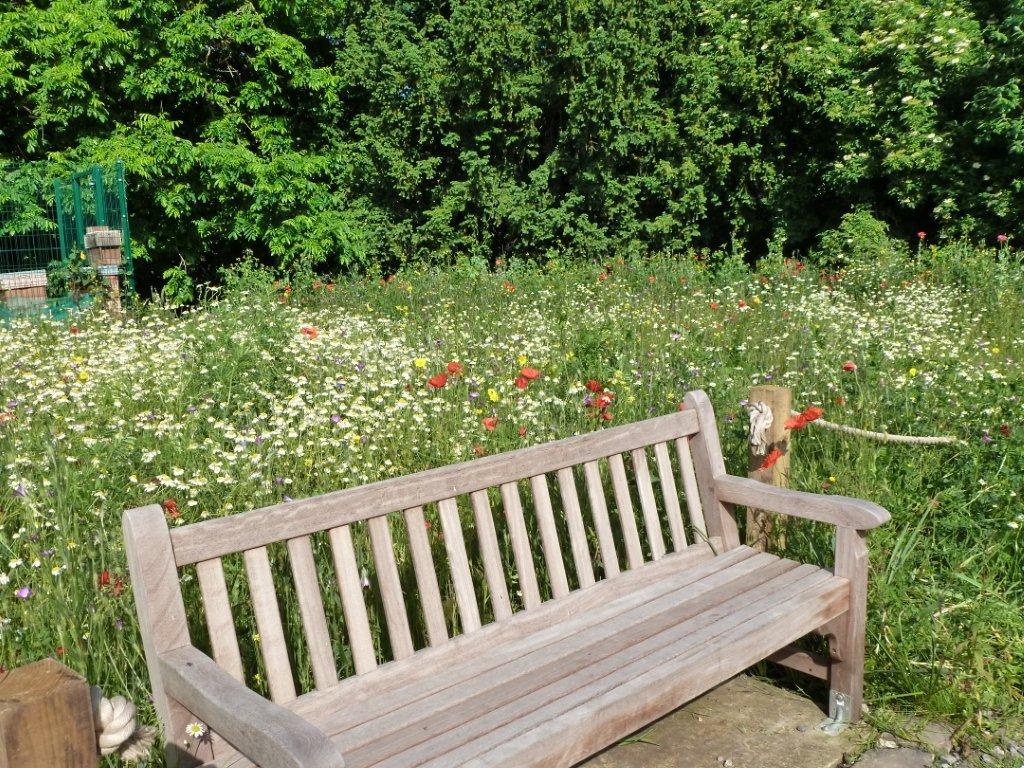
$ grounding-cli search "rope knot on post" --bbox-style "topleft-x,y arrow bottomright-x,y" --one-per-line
90,687 -> 155,763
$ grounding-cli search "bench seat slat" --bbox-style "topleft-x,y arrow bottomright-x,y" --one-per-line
500,482 -> 541,609
653,441 -> 687,550
608,454 -> 644,569
631,448 -> 667,560
582,461 -> 619,577
243,547 -> 297,703
555,468 -> 596,588
402,507 -> 449,647
195,558 -> 245,683
469,490 -> 513,621
528,475 -> 570,598
328,525 -> 377,674
438,498 -> 481,633
170,410 -> 699,566
368,516 -> 415,660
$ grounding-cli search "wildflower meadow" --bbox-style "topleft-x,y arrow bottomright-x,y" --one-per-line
1,236 -> 1023,763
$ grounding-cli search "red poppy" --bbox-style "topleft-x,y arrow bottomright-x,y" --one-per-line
835,395 -> 846,405
112,576 -> 125,597
842,360 -> 857,373
473,444 -> 486,457
709,301 -> 719,310
162,499 -> 180,519
503,281 -> 515,293
601,411 -> 614,422
597,272 -> 608,283
738,299 -> 748,309
446,361 -> 464,376
585,379 -> 604,393
69,325 -> 79,335
55,647 -> 65,657
482,416 -> 498,431
785,405 -> 825,431
428,373 -> 448,389
803,406 -> 824,422
98,570 -> 111,588
999,423 -> 1011,437
595,392 -> 615,409
515,376 -> 529,390
300,326 -> 318,340
759,447 -> 783,470
520,367 -> 541,380
917,231 -> 926,240
518,426 -> 527,437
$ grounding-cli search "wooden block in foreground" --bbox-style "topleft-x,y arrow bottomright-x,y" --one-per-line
0,658 -> 98,768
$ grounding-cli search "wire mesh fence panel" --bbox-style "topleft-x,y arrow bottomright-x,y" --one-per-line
1,161 -> 134,320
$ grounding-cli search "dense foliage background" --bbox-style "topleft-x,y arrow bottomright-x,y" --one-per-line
1,0 -> 1022,287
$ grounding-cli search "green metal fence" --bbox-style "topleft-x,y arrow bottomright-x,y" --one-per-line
0,161 -> 133,321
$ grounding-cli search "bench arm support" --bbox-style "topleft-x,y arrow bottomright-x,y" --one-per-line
712,475 -> 890,530
158,645 -> 346,768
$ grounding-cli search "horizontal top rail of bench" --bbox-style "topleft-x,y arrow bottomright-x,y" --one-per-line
169,409 -> 699,566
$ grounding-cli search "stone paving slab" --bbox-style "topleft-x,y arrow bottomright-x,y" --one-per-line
583,675 -> 860,768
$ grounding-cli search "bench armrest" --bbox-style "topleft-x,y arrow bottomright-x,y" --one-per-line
158,645 -> 346,768
713,475 -> 890,530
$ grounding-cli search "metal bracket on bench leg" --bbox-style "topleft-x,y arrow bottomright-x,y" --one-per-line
818,690 -> 852,734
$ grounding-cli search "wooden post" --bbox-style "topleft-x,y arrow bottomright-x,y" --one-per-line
746,385 -> 792,551
0,659 -> 98,768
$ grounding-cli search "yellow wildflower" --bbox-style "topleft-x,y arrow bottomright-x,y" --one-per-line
413,358 -> 427,369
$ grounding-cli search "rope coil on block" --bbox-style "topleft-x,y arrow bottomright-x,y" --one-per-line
90,686 -> 156,762
744,401 -> 961,447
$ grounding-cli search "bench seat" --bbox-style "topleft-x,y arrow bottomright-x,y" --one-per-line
128,392 -> 887,768
204,544 -> 849,768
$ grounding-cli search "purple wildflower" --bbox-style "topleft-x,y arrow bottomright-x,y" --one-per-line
14,586 -> 32,599
331,414 -> 342,424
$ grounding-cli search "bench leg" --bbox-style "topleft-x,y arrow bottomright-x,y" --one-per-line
824,527 -> 868,728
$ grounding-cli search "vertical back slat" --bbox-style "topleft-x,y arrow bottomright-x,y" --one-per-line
437,498 -> 482,633
608,454 -> 645,569
630,448 -> 666,560
500,482 -> 541,609
402,507 -> 449,646
195,558 -> 245,684
555,467 -> 596,588
582,461 -> 620,577
367,516 -> 415,660
242,546 -> 297,703
285,536 -> 338,690
528,475 -> 570,599
675,436 -> 708,538
469,490 -> 513,621
327,525 -> 377,674
653,441 -> 687,550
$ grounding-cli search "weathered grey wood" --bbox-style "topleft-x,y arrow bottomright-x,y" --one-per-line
714,475 -> 891,530
158,646 -> 345,768
383,566 -> 847,768
402,507 -> 449,646
469,491 -> 513,620
286,536 -> 338,690
608,454 -> 644,569
368,516 -> 415,659
500,482 -> 541,609
529,475 -> 570,598
682,391 -> 740,549
766,645 -> 830,680
171,411 -> 700,565
675,436 -> 708,538
308,544 -> 749,747
830,526 -> 868,721
332,552 -> 789,762
195,558 -> 245,683
438,498 -> 482,633
291,541 -> 722,729
243,546 -> 297,703
327,525 -> 377,674
653,442 -> 687,551
555,468 -> 596,588
123,505 -> 210,767
582,460 -> 620,577
631,448 -> 666,560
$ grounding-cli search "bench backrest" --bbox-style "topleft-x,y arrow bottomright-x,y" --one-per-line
125,390 -> 738,711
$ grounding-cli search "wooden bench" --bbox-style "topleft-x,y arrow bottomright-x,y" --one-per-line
125,390 -> 889,768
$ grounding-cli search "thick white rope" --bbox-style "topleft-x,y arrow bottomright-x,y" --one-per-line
744,401 -> 961,447
90,686 -> 156,762
748,400 -> 773,455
